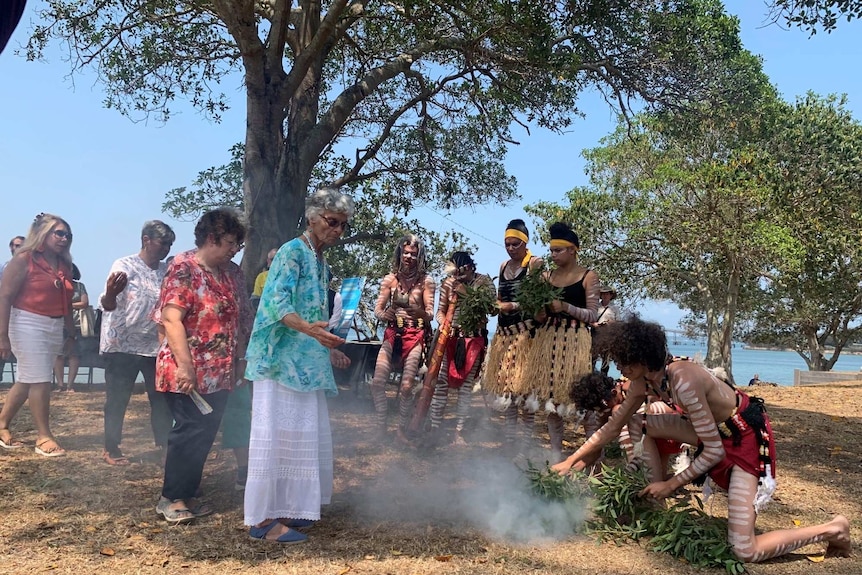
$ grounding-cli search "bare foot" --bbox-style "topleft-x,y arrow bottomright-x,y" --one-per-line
826,515 -> 852,557
451,434 -> 467,447
394,429 -> 415,448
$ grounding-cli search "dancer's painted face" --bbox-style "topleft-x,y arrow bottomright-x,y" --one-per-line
401,244 -> 419,268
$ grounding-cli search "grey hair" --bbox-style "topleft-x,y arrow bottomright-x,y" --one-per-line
305,187 -> 355,220
141,220 -> 176,247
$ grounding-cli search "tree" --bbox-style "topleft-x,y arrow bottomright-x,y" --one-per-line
745,93 -> 862,370
767,0 -> 862,33
26,0 -> 748,288
527,52 -> 784,380
162,143 -> 474,339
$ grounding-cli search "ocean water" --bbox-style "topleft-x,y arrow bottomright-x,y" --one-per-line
647,340 -> 862,386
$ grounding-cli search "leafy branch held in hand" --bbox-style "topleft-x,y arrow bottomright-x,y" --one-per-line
515,261 -> 563,319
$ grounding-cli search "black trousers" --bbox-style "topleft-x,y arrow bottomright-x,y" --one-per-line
161,389 -> 229,501
103,352 -> 172,453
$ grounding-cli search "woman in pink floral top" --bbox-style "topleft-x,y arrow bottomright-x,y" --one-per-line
153,208 -> 250,525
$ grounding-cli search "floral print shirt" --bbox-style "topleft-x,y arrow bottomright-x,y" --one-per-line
99,254 -> 167,356
154,249 -> 251,395
245,237 -> 337,396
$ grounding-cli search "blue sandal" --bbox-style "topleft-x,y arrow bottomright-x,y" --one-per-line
249,520 -> 308,544
284,518 -> 315,528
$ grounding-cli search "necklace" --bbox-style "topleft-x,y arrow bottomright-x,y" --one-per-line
301,231 -> 328,320
397,267 -> 419,293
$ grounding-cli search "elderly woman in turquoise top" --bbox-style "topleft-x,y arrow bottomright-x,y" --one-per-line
243,187 -> 353,545
245,239 -> 340,392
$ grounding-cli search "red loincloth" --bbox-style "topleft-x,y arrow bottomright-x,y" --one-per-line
446,336 -> 486,389
383,326 -> 426,363
706,392 -> 777,491
655,438 -> 684,456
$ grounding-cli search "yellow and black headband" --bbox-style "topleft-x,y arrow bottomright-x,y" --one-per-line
549,239 -> 577,249
504,229 -> 528,243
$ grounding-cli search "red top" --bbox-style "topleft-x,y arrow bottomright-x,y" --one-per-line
153,250 -> 250,395
12,252 -> 73,318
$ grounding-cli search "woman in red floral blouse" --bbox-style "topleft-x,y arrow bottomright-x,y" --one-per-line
153,208 -> 251,525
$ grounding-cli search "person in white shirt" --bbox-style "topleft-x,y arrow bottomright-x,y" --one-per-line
593,285 -> 620,375
595,285 -> 619,325
99,221 -> 175,466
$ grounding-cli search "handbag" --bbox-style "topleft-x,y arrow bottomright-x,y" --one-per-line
77,305 -> 98,339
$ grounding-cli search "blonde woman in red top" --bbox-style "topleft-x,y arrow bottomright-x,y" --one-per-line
0,213 -> 75,456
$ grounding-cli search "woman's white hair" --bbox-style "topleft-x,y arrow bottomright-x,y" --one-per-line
305,187 -> 355,220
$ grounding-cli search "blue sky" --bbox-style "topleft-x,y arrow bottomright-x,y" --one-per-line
1,1 -> 861,328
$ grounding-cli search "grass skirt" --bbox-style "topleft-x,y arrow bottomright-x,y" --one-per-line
513,318 -> 592,407
483,320 -> 535,396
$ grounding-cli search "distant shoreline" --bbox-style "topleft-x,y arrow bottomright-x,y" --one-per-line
742,345 -> 862,356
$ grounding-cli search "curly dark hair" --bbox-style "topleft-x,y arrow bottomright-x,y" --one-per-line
570,372 -> 616,411
593,316 -> 668,372
194,208 -> 246,248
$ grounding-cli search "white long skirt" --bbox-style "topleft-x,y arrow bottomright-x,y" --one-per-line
9,307 -> 63,383
243,380 -> 333,526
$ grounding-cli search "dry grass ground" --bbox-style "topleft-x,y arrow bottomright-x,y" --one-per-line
0,380 -> 861,575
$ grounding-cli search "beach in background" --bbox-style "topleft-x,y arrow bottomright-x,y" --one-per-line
659,339 -> 862,386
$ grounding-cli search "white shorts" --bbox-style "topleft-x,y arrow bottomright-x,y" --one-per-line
9,307 -> 63,383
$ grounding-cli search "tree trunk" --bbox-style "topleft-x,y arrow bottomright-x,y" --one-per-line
238,2 -> 323,293
704,303 -> 722,366
800,327 -> 827,371
703,268 -> 740,384
241,88 -> 307,292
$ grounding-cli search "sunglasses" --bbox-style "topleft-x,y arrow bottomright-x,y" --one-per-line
322,216 -> 349,230
53,230 -> 73,240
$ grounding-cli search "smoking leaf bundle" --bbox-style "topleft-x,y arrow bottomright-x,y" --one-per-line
523,462 -> 746,575
586,464 -> 746,575
524,461 -> 586,502
514,263 -> 563,319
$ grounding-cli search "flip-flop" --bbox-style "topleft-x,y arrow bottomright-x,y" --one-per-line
34,439 -> 66,457
0,429 -> 23,450
102,450 -> 130,466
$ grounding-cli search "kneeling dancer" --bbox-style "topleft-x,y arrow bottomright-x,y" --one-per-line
553,317 -> 851,562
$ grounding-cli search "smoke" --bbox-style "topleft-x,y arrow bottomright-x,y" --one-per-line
349,448 -> 587,544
